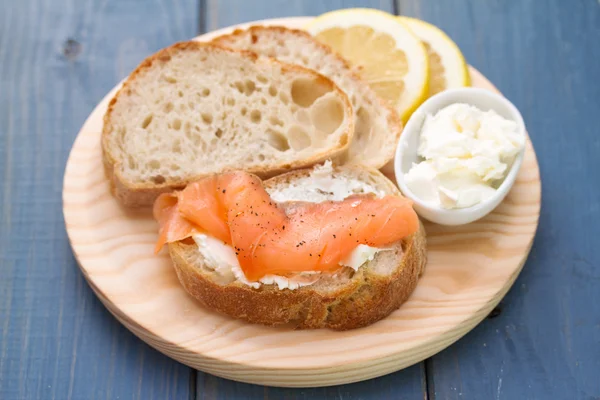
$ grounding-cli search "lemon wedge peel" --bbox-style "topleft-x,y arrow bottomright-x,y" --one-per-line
399,16 -> 470,95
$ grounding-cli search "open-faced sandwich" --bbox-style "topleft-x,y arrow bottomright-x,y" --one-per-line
154,162 -> 426,330
101,30 -> 427,330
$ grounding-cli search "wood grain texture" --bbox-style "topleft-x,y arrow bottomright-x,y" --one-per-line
0,0 -> 197,398
63,17 -> 540,389
398,0 -> 600,398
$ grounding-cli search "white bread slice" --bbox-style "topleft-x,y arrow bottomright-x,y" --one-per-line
168,163 -> 427,330
102,41 -> 354,207
211,26 -> 403,170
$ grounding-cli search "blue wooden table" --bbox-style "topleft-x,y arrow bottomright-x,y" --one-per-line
1,0 -> 599,398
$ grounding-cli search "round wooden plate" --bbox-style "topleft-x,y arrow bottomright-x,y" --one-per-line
63,17 -> 541,388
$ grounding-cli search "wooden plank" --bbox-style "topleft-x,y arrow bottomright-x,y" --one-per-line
205,0 -> 398,31
198,0 -> 426,397
0,0 -> 198,398
398,0 -> 600,398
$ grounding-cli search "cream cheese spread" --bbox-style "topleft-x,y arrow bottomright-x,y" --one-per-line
405,103 -> 525,209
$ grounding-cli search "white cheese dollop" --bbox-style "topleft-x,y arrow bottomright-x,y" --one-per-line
339,244 -> 379,271
405,103 -> 525,209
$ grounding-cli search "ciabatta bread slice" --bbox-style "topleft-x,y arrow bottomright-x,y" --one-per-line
168,163 -> 426,330
102,41 -> 354,207
211,26 -> 403,169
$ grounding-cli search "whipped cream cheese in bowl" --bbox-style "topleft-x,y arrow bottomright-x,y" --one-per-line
395,87 -> 527,225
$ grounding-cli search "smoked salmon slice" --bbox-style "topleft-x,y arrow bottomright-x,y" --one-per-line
153,192 -> 196,254
154,171 -> 419,280
177,176 -> 231,244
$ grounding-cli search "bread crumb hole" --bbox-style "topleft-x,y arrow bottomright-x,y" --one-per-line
291,78 -> 331,107
171,164 -> 180,171
261,98 -> 267,105
311,97 -> 344,135
163,102 -> 173,113
258,154 -> 265,161
266,129 -> 290,152
172,140 -> 182,153
226,97 -> 235,106
250,110 -> 262,123
234,81 -> 244,94
202,88 -> 210,97
241,107 -> 247,116
141,115 -> 153,129
127,155 -> 136,169
215,128 -> 223,138
151,175 -> 165,184
172,119 -> 182,130
188,101 -> 195,110
279,92 -> 289,104
148,160 -> 160,170
244,80 -> 256,95
178,90 -> 184,97
201,113 -> 213,124
269,116 -> 284,127
257,75 -> 268,84
295,109 -> 310,126
163,75 -> 176,84
288,126 -> 311,150
268,86 -> 277,96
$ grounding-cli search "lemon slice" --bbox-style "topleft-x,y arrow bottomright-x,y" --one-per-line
306,8 -> 429,123
400,16 -> 470,96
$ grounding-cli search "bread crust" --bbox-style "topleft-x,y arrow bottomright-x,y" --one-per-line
167,165 -> 427,330
211,25 -> 403,170
102,41 -> 355,208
